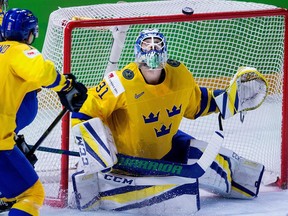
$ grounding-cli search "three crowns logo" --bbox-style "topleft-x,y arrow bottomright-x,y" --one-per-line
143,112 -> 159,123
143,105 -> 181,137
167,105 -> 182,117
154,124 -> 172,137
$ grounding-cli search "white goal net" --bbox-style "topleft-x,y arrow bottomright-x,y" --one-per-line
20,0 -> 288,207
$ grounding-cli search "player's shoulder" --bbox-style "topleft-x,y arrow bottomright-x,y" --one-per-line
3,41 -> 29,48
165,59 -> 190,72
20,44 -> 41,59
165,59 -> 194,81
116,62 -> 139,81
3,41 -> 40,56
165,59 -> 190,74
15,43 -> 39,52
166,59 -> 182,67
105,63 -> 137,96
103,63 -> 139,96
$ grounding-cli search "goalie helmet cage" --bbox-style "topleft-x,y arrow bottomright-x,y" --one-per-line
21,0 -> 288,208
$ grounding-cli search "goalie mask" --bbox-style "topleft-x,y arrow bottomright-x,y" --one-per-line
134,28 -> 167,70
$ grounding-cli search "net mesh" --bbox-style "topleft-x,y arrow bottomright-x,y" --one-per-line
19,0 -> 286,206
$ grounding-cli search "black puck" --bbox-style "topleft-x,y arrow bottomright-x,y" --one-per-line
182,7 -> 194,15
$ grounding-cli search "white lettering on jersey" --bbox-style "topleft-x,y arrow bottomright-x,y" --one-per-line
104,71 -> 125,97
23,49 -> 40,58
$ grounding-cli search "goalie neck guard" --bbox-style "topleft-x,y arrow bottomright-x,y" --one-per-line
134,28 -> 168,70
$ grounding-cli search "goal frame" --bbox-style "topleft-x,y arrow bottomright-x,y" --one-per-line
53,8 -> 288,207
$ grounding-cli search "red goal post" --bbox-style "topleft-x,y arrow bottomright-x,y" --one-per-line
22,0 -> 288,208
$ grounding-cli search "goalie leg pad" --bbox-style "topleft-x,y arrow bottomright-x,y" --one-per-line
229,158 -> 264,199
71,171 -> 100,211
190,141 -> 233,195
72,118 -> 117,174
97,172 -> 200,215
190,141 -> 264,199
70,170 -> 200,215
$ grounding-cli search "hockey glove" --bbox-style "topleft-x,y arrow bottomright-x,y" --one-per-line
213,67 -> 268,119
57,74 -> 87,112
0,199 -> 15,213
14,134 -> 38,166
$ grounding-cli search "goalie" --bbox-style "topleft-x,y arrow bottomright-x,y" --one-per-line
71,28 -> 267,214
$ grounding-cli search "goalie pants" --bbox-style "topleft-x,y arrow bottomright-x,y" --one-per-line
163,130 -> 264,199
0,145 -> 44,215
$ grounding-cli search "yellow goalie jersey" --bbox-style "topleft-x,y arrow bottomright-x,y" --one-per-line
72,60 -> 218,159
0,41 -> 69,150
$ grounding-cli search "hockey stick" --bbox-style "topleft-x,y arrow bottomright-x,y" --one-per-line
26,131 -> 222,179
26,107 -> 69,158
25,22 -> 129,157
27,144 -> 80,157
27,146 -> 217,178
113,130 -> 223,179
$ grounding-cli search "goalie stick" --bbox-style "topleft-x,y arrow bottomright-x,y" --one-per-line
114,130 -> 223,178
27,131 -> 222,179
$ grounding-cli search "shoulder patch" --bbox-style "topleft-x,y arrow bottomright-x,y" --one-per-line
23,49 -> 41,58
104,71 -> 125,97
167,59 -> 180,67
122,69 -> 134,80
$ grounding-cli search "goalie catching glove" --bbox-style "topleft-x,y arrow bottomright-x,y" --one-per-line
57,74 -> 87,112
213,66 -> 268,119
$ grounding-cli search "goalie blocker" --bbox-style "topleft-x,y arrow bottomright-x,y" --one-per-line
72,118 -> 118,174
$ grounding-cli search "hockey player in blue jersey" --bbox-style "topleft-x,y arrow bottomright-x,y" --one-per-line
70,28 -> 268,213
0,8 -> 87,215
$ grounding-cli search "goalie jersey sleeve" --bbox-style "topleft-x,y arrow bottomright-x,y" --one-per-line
72,60 -> 218,159
0,41 -> 70,150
